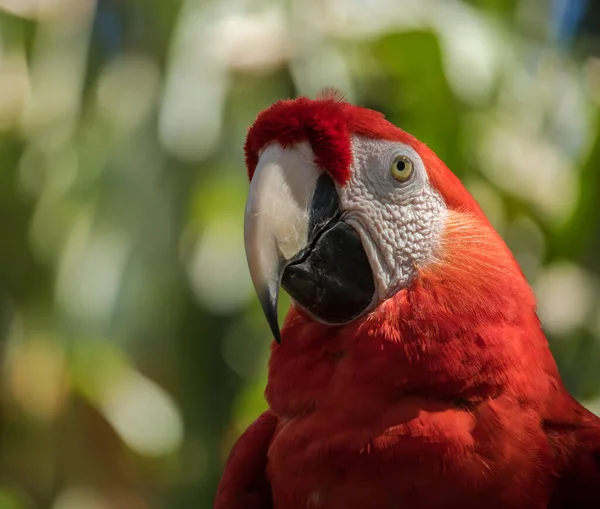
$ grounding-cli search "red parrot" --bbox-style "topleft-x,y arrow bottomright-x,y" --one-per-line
214,89 -> 600,509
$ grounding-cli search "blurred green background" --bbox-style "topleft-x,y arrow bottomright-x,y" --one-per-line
0,0 -> 600,507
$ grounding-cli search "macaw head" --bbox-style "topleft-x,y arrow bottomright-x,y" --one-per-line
244,89 -> 529,342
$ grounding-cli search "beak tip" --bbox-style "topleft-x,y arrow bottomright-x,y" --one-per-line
265,306 -> 282,344
258,285 -> 283,344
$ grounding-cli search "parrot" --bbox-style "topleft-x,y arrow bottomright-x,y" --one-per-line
214,89 -> 600,509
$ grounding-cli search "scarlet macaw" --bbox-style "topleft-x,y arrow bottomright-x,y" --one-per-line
215,90 -> 600,509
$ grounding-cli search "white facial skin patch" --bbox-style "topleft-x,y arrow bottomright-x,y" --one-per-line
338,135 -> 448,302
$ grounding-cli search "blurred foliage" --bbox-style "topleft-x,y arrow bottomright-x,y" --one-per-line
0,0 -> 599,508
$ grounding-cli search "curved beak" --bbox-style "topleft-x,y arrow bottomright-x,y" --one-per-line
244,144 -> 375,342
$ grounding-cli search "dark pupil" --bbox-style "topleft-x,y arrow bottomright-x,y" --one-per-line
396,159 -> 406,172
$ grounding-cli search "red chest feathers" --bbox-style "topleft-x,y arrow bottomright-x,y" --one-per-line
264,312 -> 555,509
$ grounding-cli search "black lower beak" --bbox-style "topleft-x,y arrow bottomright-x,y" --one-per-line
258,174 -> 375,341
282,220 -> 375,324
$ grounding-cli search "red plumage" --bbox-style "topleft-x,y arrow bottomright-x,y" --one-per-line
217,92 -> 600,509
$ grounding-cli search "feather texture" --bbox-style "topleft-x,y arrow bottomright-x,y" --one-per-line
214,411 -> 278,509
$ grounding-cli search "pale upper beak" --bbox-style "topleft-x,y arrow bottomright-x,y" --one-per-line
244,143 -> 375,342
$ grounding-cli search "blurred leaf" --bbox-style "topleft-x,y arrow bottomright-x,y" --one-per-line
0,488 -> 25,509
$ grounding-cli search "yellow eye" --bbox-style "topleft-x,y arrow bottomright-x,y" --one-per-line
390,155 -> 414,182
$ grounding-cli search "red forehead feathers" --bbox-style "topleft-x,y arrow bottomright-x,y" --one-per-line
244,90 -> 408,185
244,90 -> 485,216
